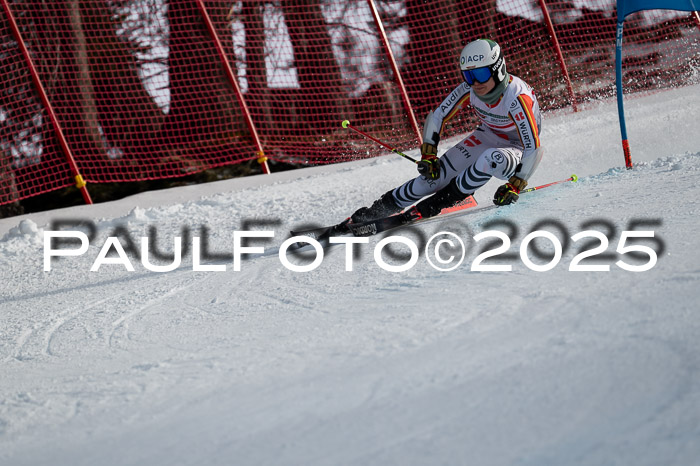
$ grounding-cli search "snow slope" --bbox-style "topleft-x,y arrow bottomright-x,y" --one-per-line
1,85 -> 700,466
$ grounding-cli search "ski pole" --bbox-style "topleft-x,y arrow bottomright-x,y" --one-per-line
522,174 -> 578,193
341,120 -> 418,164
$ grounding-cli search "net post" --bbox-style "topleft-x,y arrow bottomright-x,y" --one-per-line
366,0 -> 422,144
195,0 -> 270,175
537,0 -> 579,112
1,0 -> 93,204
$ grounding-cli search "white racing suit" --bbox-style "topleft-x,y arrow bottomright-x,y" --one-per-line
392,75 -> 543,208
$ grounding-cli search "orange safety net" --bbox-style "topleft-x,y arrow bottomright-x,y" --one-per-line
1,0 -> 698,206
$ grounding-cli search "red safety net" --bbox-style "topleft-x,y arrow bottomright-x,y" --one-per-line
1,0 -> 699,206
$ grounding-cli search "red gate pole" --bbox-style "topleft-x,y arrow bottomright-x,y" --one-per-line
538,0 -> 579,112
1,0 -> 92,204
366,0 -> 422,144
195,0 -> 270,174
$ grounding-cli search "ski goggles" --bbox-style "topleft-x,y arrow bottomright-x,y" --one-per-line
462,66 -> 493,85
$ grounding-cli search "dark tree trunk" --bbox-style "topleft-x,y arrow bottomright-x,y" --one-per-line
164,0 -> 250,156
457,0 -> 498,39
18,0 -> 106,162
20,0 -> 163,164
80,0 -> 164,153
241,0 -> 274,134
282,1 -> 352,131
405,0 -> 463,114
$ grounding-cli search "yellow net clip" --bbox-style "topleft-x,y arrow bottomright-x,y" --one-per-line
74,174 -> 87,189
256,152 -> 268,165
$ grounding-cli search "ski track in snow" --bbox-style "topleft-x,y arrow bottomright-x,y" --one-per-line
0,85 -> 699,465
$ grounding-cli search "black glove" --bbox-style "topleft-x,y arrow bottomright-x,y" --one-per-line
417,142 -> 440,180
493,176 -> 527,206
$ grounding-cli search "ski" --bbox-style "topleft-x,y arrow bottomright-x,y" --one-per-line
290,196 -> 477,240
345,174 -> 579,237
289,225 -> 336,240
348,197 -> 490,237
347,212 -> 408,237
290,174 -> 577,241
290,218 -> 351,241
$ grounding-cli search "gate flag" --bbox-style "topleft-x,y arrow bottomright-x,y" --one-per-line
615,0 -> 699,168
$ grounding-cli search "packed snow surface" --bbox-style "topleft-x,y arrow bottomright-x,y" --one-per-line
1,86 -> 700,465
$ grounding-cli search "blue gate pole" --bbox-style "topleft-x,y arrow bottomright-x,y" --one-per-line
615,20 -> 633,169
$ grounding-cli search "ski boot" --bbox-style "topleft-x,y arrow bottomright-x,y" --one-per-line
415,178 -> 470,219
351,191 -> 402,224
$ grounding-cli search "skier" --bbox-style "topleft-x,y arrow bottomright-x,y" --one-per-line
350,38 -> 542,224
